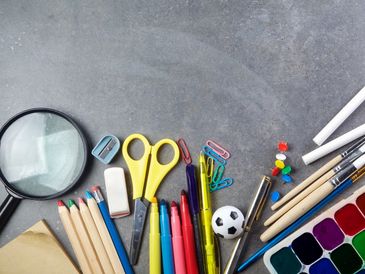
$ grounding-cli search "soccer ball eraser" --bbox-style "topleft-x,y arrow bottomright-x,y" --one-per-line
211,205 -> 245,240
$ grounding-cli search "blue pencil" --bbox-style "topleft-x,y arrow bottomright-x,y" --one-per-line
237,178 -> 353,272
91,186 -> 134,274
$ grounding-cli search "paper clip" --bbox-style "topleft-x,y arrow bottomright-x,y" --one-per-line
209,177 -> 234,192
206,156 -> 214,183
206,140 -> 231,159
177,138 -> 192,165
202,146 -> 227,166
212,164 -> 225,183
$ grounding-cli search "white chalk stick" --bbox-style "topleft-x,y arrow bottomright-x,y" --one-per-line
303,123 -> 365,165
313,86 -> 365,146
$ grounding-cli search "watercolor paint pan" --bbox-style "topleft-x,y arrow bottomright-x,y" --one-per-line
264,184 -> 365,274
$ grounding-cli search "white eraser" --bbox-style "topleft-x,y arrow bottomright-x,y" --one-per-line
104,167 -> 130,218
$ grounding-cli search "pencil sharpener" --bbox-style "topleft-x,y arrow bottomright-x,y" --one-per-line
91,135 -> 120,164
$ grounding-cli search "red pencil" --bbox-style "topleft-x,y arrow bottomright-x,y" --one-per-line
180,190 -> 199,274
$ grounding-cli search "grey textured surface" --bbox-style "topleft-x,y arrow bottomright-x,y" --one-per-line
1,1 -> 365,273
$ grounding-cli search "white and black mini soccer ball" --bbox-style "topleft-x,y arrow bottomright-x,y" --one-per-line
211,205 -> 245,240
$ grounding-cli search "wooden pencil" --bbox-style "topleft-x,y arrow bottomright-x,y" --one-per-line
85,191 -> 125,274
79,198 -> 115,274
58,200 -> 92,274
69,200 -> 104,274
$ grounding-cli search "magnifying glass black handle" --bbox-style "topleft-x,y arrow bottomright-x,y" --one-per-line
0,194 -> 21,233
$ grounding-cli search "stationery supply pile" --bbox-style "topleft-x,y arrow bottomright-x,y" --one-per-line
2,85 -> 365,274
237,86 -> 365,273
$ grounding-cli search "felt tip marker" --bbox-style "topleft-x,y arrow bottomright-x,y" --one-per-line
171,201 -> 187,274
199,153 -> 219,274
150,197 -> 161,274
180,190 -> 199,274
186,164 -> 206,274
160,200 -> 175,274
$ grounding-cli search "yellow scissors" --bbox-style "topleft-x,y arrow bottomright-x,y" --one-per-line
122,133 -> 180,265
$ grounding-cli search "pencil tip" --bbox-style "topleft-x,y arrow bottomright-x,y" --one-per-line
160,199 -> 166,206
151,197 -> 157,203
91,186 -> 99,192
57,200 -> 64,207
85,191 -> 93,199
171,201 -> 177,207
78,197 -> 85,204
181,190 -> 186,195
68,199 -> 76,208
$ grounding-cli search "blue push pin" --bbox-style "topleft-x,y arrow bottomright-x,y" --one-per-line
282,174 -> 293,183
271,191 -> 281,202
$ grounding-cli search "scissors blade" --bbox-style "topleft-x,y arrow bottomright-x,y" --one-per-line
129,198 -> 149,265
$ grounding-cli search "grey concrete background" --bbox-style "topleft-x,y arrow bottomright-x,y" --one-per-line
1,0 -> 365,273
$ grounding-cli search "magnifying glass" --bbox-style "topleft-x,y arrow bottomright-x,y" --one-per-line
0,108 -> 88,232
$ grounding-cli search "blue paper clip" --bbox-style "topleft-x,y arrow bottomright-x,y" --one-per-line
209,177 -> 234,192
202,146 -> 227,166
212,164 -> 225,183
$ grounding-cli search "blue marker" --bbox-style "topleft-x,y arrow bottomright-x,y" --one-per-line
237,178 -> 353,272
91,186 -> 134,274
160,199 -> 175,274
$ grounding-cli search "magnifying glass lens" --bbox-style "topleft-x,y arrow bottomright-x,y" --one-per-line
0,112 -> 86,197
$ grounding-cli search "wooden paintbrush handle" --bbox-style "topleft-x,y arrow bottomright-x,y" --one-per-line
271,155 -> 341,210
265,169 -> 335,226
261,182 -> 334,242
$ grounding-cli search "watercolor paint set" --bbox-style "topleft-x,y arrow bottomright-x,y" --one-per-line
263,185 -> 365,274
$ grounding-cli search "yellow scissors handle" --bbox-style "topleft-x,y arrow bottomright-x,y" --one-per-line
144,139 -> 180,202
122,133 -> 152,200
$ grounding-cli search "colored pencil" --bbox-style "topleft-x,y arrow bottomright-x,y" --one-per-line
91,186 -> 134,274
58,200 -> 92,274
85,191 -> 125,274
68,200 -> 103,274
79,197 -> 115,274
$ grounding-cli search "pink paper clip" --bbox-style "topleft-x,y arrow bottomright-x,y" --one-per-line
177,138 -> 192,165
206,140 -> 231,159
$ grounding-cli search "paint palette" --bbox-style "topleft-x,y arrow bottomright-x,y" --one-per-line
264,185 -> 365,274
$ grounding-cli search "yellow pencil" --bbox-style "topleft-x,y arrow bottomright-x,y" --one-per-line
149,197 -> 161,274
85,191 -> 125,274
79,198 -> 115,274
69,199 -> 104,274
58,200 -> 92,274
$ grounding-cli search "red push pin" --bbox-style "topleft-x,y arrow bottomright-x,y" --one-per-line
272,166 -> 281,176
278,141 -> 288,152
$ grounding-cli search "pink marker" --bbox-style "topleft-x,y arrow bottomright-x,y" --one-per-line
171,201 -> 187,274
